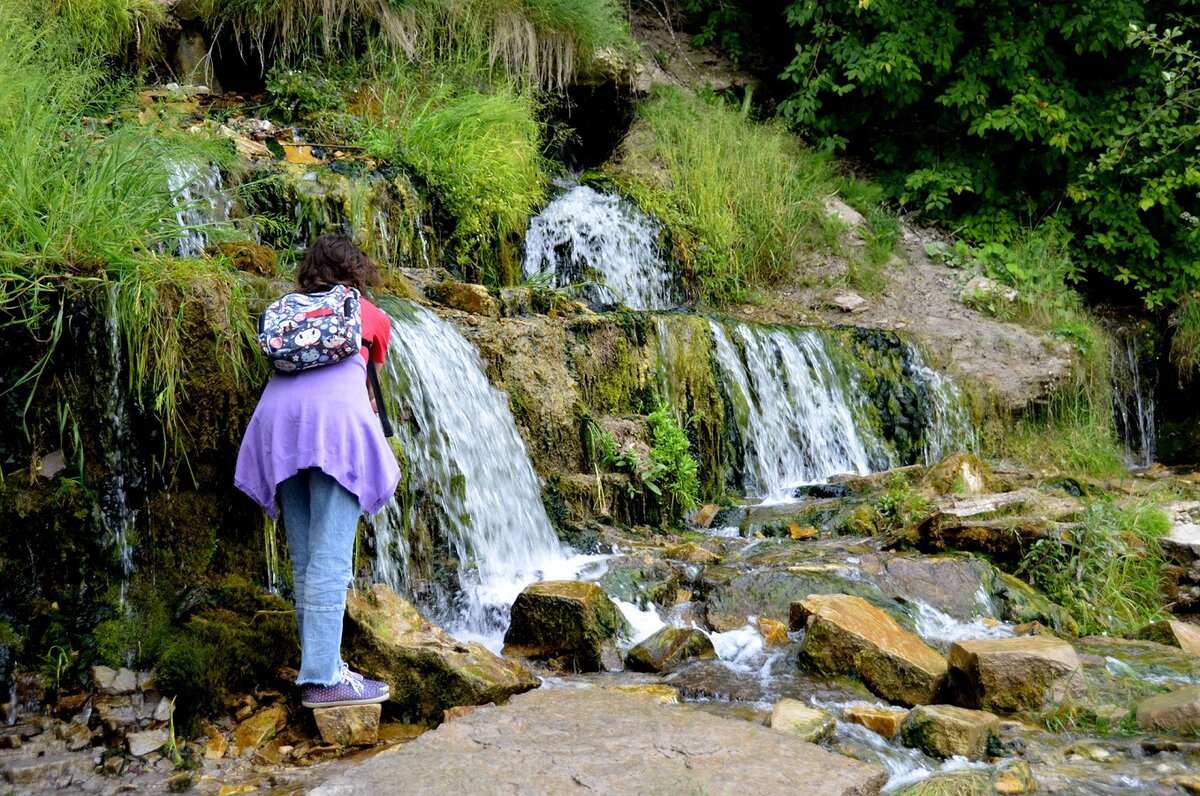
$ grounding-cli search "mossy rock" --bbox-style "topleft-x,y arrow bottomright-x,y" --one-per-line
900,704 -> 999,761
994,572 -> 1079,636
921,453 -> 998,496
503,581 -> 627,672
207,241 -> 278,276
625,626 -> 716,673
425,280 -> 501,317
344,585 -> 538,723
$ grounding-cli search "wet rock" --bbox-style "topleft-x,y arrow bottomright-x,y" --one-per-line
909,512 -> 1058,566
56,722 -> 94,752
1136,685 -> 1200,733
791,594 -> 948,706
757,617 -> 789,647
127,728 -> 169,757
692,503 -> 721,527
308,686 -> 888,795
901,704 -> 999,760
769,699 -> 836,743
994,572 -> 1080,634
425,281 -> 500,317
233,706 -> 287,754
346,585 -> 539,721
841,705 -> 908,739
1134,620 -> 1200,656
204,725 -> 229,760
948,636 -> 1086,713
609,684 -> 678,703
664,541 -> 721,565
503,580 -> 626,673
861,552 -> 994,620
624,626 -> 716,673
2,753 -> 93,787
313,704 -> 381,747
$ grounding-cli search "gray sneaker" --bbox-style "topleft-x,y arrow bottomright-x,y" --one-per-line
301,663 -> 390,708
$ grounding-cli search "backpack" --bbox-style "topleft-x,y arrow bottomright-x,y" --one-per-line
258,285 -> 363,373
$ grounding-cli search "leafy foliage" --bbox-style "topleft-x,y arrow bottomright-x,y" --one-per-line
773,0 -> 1199,306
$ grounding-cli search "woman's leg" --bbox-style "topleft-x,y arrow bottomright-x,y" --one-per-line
277,472 -> 313,646
294,468 -> 361,685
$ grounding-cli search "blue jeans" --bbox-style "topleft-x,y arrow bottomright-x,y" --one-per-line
278,468 -> 361,686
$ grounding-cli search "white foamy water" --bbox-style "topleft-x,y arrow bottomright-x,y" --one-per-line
523,184 -> 673,310
710,321 -> 880,501
368,302 -> 580,640
913,601 -> 1014,646
909,348 -> 976,463
710,623 -> 767,667
615,599 -> 667,647
167,161 -> 231,256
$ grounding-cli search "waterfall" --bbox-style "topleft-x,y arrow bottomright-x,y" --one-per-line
710,320 -> 882,501
522,184 -> 674,310
707,320 -> 975,501
367,301 -> 578,642
167,161 -> 231,257
1110,324 -> 1157,468
96,284 -> 142,603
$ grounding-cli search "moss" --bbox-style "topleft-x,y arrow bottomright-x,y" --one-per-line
207,242 -> 278,276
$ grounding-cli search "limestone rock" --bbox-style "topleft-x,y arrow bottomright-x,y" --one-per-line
792,594 -> 948,706
233,706 -> 287,754
961,275 -> 1018,306
625,626 -> 716,673
861,553 -> 994,621
758,617 -> 789,647
313,704 -> 381,747
948,635 -> 1085,713
503,580 -> 626,673
308,686 -> 888,795
901,704 -> 999,760
664,541 -> 720,565
692,503 -> 720,528
126,728 -> 169,757
769,699 -> 836,744
1136,685 -> 1200,734
827,291 -> 868,314
345,585 -> 539,722
1134,620 -> 1200,656
2,754 -> 93,787
842,705 -> 908,739
425,281 -> 500,317
922,452 -> 997,495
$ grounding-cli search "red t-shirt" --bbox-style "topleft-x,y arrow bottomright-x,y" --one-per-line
360,298 -> 390,365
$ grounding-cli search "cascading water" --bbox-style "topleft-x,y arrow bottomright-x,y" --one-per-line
367,301 -> 588,645
707,319 -> 975,502
167,161 -> 232,257
95,284 -> 142,604
709,320 -> 883,501
1109,323 -> 1158,468
522,183 -> 674,310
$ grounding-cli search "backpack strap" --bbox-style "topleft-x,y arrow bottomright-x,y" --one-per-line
364,340 -> 394,438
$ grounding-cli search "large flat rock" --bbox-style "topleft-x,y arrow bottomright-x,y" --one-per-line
311,686 -> 887,796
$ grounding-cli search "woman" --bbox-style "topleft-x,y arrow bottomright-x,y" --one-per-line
235,234 -> 400,708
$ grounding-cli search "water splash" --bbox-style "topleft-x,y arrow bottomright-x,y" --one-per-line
908,348 -> 976,463
367,302 -> 573,638
709,320 -> 880,501
523,184 -> 673,310
167,161 -> 231,257
912,601 -> 1014,649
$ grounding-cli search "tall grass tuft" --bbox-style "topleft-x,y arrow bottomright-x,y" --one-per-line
366,79 -> 546,283
1018,498 -> 1171,637
194,0 -> 628,87
49,0 -> 169,62
613,87 -> 836,305
1170,295 -> 1200,384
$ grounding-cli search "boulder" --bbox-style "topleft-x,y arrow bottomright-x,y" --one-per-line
625,626 -> 716,673
1134,620 -> 1200,656
900,704 -> 1000,760
841,705 -> 908,739
769,699 -> 836,743
345,585 -> 539,722
861,553 -> 994,620
1136,685 -> 1200,734
758,617 -> 789,647
948,636 -> 1085,713
233,706 -> 287,754
313,704 -> 381,746
425,281 -> 500,317
791,594 -> 948,706
503,581 -> 626,673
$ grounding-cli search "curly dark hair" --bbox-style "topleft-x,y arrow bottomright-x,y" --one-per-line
296,234 -> 381,295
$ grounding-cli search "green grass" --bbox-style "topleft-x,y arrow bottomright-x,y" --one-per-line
48,0 -> 168,62
834,172 -> 902,297
1170,294 -> 1200,384
612,86 -> 838,305
1017,498 -> 1172,637
366,78 -> 547,283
